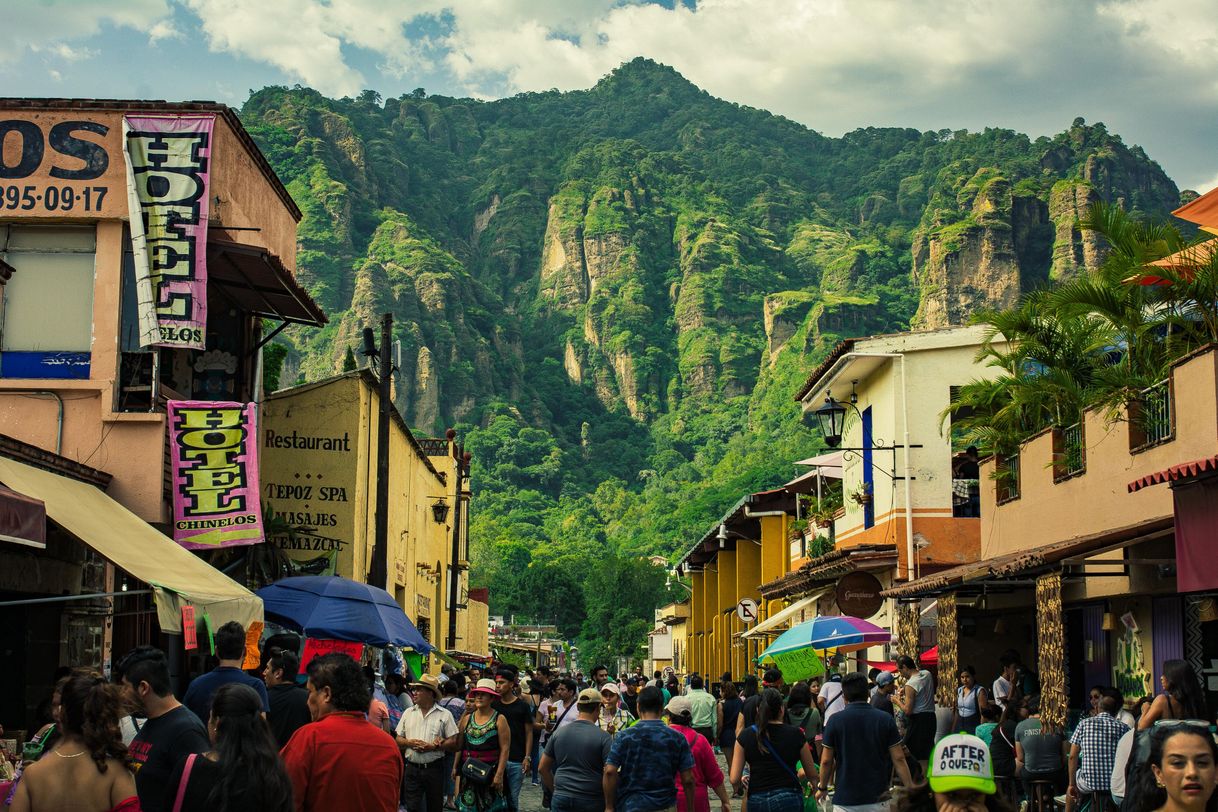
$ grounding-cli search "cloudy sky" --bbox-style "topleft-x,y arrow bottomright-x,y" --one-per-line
4,0 -> 1216,191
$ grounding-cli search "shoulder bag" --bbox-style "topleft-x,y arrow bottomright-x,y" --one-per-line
171,753 -> 198,812
459,712 -> 498,785
751,725 -> 816,812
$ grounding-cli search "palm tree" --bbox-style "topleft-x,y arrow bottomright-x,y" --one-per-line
944,293 -> 1113,456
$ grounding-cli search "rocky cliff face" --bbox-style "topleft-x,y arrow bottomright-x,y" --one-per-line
241,70 -> 1180,436
910,121 -> 1178,328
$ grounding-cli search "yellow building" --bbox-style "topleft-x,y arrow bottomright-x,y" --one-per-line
676,488 -> 795,680
260,370 -> 477,668
648,600 -> 689,675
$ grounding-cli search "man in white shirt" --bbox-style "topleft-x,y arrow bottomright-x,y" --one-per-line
395,673 -> 460,812
993,656 -> 1016,711
819,674 -> 846,727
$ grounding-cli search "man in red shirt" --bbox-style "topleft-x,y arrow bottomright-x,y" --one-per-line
281,653 -> 403,812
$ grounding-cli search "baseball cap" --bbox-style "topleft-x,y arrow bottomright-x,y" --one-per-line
875,672 -> 895,688
577,688 -> 602,705
601,683 -> 621,696
665,695 -> 692,716
928,734 -> 997,795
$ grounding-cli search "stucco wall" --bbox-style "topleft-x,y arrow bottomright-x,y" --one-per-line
980,347 -> 1218,558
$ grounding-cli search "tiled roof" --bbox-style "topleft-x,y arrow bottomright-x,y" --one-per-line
794,339 -> 856,402
758,544 -> 898,599
1128,455 -> 1218,492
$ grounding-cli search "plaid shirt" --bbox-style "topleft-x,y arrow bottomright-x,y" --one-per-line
1070,712 -> 1129,791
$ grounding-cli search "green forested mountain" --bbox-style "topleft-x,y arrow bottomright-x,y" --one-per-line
239,58 -> 1182,662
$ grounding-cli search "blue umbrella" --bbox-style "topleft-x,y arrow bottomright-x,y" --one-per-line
256,575 -> 433,651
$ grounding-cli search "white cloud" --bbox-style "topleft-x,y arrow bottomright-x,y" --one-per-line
4,0 -> 1213,186
0,0 -> 171,63
31,42 -> 99,63
147,19 -> 182,43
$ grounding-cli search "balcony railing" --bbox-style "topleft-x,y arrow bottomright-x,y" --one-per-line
1053,421 -> 1086,482
996,452 -> 1020,504
1129,379 -> 1174,452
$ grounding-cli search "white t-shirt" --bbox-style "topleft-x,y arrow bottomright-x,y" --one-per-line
1111,729 -> 1135,799
820,680 -> 845,725
538,697 -> 578,743
992,676 -> 1012,709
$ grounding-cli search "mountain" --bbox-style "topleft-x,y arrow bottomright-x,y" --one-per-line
239,58 -> 1181,657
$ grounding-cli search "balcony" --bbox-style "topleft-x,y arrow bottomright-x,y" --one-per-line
980,346 -> 1218,559
1129,379 -> 1174,452
1053,421 -> 1086,482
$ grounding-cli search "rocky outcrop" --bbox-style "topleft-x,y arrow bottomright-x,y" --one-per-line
539,199 -> 589,307
764,292 -> 816,362
913,175 -> 1023,328
1049,181 -> 1105,281
412,346 -> 440,429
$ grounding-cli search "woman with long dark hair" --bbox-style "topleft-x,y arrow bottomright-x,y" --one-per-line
717,681 -> 743,763
163,682 -> 293,812
729,687 -> 817,812
1123,722 -> 1218,812
1140,661 -> 1209,729
9,672 -> 138,812
953,667 -> 989,734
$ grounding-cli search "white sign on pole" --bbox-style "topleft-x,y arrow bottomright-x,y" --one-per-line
736,598 -> 759,624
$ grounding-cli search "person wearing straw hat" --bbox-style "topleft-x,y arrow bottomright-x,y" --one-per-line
397,674 -> 461,812
455,679 -> 510,812
896,733 -> 1013,812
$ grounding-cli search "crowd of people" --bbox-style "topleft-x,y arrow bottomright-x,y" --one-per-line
3,631 -> 1218,812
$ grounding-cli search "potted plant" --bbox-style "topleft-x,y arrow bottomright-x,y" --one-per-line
848,483 -> 873,506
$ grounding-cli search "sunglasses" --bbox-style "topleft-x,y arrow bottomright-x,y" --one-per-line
1155,720 -> 1211,730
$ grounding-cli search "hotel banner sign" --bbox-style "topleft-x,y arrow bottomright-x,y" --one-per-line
168,401 -> 264,550
123,115 -> 214,350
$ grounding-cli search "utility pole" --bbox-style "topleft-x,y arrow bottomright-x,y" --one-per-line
367,312 -> 393,590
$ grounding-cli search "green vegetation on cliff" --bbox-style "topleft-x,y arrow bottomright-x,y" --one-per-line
240,60 -> 1181,664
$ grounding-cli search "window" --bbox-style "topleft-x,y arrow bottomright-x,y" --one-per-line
0,225 -> 96,379
996,452 -> 1021,504
1053,421 -> 1086,481
1129,380 -> 1174,452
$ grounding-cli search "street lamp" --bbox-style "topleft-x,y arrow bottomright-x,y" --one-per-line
812,397 -> 849,448
431,499 -> 450,524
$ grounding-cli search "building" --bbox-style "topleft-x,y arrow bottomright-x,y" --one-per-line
740,326 -> 999,672
648,600 -> 689,675
882,344 -> 1218,725
676,487 -> 796,680
0,98 -> 322,730
260,371 -> 478,669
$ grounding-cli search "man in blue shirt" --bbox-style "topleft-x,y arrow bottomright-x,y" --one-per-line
182,620 -> 269,722
604,686 -> 695,812
817,672 -> 915,810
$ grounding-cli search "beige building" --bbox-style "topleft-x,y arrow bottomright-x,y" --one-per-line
794,325 -> 997,581
0,99 -> 320,728
885,345 -> 1218,722
648,600 -> 689,675
260,371 -> 481,667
